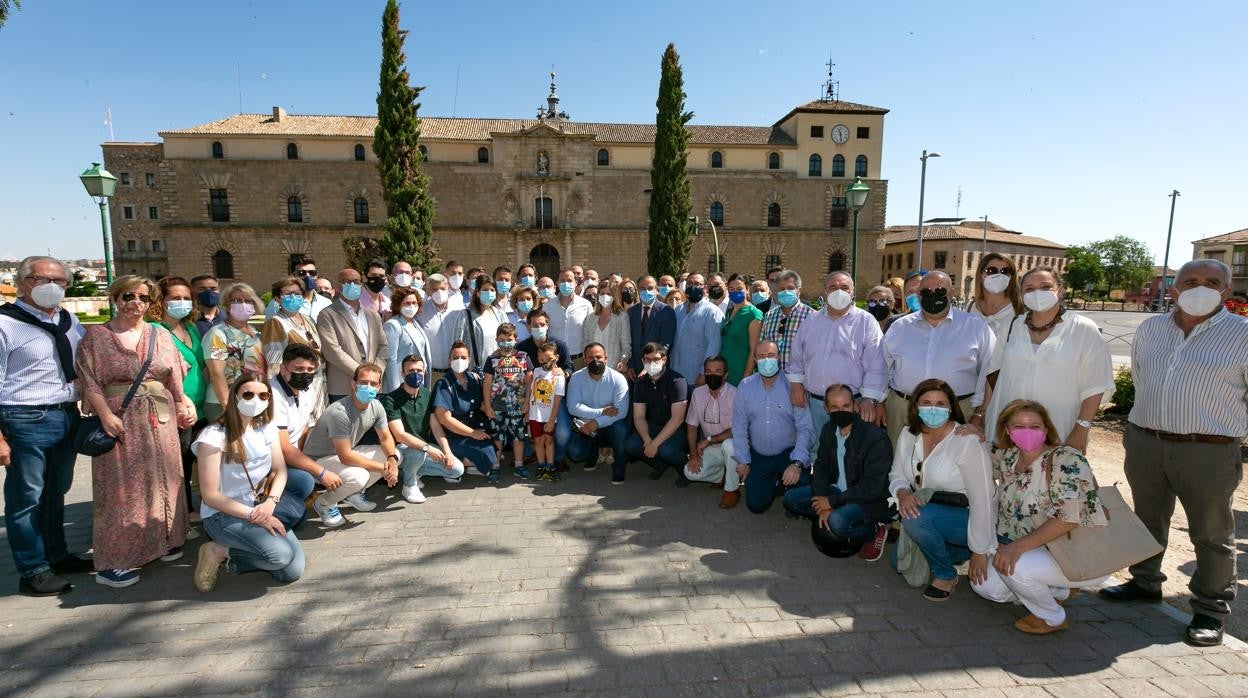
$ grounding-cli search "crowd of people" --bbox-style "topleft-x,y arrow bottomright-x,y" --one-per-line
0,253 -> 1243,648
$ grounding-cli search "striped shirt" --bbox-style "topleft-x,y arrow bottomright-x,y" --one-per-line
786,306 -> 887,402
761,302 -> 816,373
0,299 -> 85,405
1129,308 -> 1248,438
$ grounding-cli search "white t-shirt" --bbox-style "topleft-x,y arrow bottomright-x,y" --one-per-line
527,366 -> 566,423
270,376 -> 315,445
192,422 -> 279,519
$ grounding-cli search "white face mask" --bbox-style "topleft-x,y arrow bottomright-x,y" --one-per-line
1176,286 -> 1225,317
400,305 -> 418,319
30,281 -> 66,309
1022,289 -> 1059,313
447,274 -> 464,290
393,273 -> 413,288
598,294 -> 614,309
236,398 -> 268,418
826,289 -> 853,311
983,274 -> 1010,295
450,357 -> 470,374
431,289 -> 449,306
644,360 -> 665,378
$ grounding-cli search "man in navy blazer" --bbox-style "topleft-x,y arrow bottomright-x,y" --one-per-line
627,275 -> 677,376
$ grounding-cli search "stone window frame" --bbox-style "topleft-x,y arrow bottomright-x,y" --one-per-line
211,141 -> 225,159
353,197 -> 370,224
706,192 -> 729,228
808,154 -> 823,177
761,191 -> 788,229
709,150 -> 724,169
145,172 -> 156,187
857,126 -> 870,139
709,202 -> 724,227
767,152 -> 781,170
148,206 -> 159,220
596,148 -> 610,167
287,196 -> 304,223
212,249 -> 236,279
767,202 -> 781,228
122,206 -> 134,220
354,144 -> 367,161
477,147 -> 490,164
286,142 -> 299,160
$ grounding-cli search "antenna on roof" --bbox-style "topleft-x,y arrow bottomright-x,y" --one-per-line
955,187 -> 962,217
821,56 -> 839,102
452,65 -> 461,118
236,62 -> 243,114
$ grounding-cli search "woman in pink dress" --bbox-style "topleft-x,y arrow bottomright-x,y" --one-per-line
77,275 -> 197,588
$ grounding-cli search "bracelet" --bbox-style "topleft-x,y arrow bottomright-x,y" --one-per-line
316,466 -> 325,482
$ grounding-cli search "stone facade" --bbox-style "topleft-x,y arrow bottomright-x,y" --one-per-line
880,222 -> 1067,298
104,143 -> 167,279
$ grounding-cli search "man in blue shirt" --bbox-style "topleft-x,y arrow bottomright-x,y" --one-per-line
732,340 -> 815,514
566,343 -> 631,477
671,273 -> 724,386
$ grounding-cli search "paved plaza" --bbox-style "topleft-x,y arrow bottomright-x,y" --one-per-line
1,457 -> 1246,697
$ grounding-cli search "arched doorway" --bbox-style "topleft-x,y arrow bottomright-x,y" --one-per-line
530,243 -> 560,280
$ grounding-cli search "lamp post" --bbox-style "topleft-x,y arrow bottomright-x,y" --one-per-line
689,216 -> 721,274
915,150 -> 941,272
79,162 -> 118,291
1157,189 -> 1180,311
846,177 -> 870,285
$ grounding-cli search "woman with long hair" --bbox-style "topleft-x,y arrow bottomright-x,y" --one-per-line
968,253 -> 1024,338
583,281 -> 632,372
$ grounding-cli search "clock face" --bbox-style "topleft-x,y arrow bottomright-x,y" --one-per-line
831,124 -> 850,144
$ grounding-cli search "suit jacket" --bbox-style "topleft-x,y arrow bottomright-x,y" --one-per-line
316,299 -> 388,396
811,414 -> 894,523
626,302 -> 677,372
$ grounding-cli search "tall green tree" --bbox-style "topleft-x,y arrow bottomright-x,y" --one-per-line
0,0 -> 20,30
1090,235 -> 1154,294
1063,245 -> 1103,295
369,0 -> 438,272
647,43 -> 694,277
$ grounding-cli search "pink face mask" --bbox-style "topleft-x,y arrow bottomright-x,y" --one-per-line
1008,427 -> 1047,452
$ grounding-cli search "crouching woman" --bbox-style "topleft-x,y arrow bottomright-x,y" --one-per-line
971,399 -> 1107,634
192,372 -> 305,591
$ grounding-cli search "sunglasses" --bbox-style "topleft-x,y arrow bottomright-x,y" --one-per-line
983,266 -> 1013,276
296,269 -> 318,276
120,292 -> 153,304
239,390 -> 270,401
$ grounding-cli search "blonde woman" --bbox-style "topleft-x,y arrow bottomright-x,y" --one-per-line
203,282 -> 267,421
583,282 -> 632,371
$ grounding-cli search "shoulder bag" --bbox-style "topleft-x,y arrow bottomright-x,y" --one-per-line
1041,452 -> 1163,582
74,328 -> 158,456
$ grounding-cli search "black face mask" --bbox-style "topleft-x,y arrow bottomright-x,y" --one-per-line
365,277 -> 387,293
587,359 -> 606,376
919,288 -> 949,315
317,291 -> 333,300
704,374 -> 725,390
287,372 -> 315,391
828,410 -> 855,428
196,289 -> 220,308
621,289 -> 635,304
708,286 -> 725,301
866,301 -> 891,320
686,285 -> 705,303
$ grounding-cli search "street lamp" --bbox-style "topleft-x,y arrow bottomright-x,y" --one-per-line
1157,189 -> 1180,311
79,162 -> 118,290
846,177 -> 870,283
689,216 -> 721,274
915,150 -> 941,271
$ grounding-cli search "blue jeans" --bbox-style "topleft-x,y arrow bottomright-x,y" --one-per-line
566,418 -> 631,475
782,486 -> 877,542
743,448 -> 809,514
893,503 -> 971,581
446,434 -> 499,474
203,512 -> 305,582
274,468 -> 315,531
0,405 -> 78,577
624,422 -> 689,476
398,444 -> 467,486
807,401 -> 830,458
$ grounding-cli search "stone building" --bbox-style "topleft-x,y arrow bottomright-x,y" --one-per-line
1191,227 -> 1248,295
103,80 -> 890,294
880,220 -> 1067,298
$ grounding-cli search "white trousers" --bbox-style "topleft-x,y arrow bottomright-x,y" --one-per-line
682,439 -> 740,492
315,445 -> 384,506
971,546 -> 1109,627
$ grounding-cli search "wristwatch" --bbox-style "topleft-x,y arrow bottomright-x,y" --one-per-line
386,453 -> 400,462
1075,419 -> 1092,429
421,443 -> 429,453
271,495 -> 282,504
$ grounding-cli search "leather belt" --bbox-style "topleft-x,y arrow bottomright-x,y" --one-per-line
809,391 -> 862,402
891,388 -> 973,402
1136,425 -> 1238,445
0,402 -> 78,411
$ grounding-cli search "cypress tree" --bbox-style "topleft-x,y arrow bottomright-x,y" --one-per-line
647,43 -> 694,277
371,0 -> 438,271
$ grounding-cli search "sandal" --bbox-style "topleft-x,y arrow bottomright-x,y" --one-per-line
923,576 -> 958,602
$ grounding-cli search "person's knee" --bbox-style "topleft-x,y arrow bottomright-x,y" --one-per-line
970,579 -> 1013,603
341,467 -> 370,489
445,459 -> 466,478
746,491 -> 773,514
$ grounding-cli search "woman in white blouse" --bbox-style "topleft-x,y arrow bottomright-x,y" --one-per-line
889,379 -> 996,601
967,253 -> 1023,338
583,281 -> 632,371
192,372 -> 305,592
465,278 -> 507,370
971,399 -> 1108,634
979,267 -> 1114,450
383,287 -> 433,392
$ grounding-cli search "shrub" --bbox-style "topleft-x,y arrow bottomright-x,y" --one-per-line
1107,367 -> 1134,414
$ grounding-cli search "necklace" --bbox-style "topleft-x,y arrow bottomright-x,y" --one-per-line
1025,308 -> 1063,333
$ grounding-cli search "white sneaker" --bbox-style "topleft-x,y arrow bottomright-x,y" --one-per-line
313,497 -> 345,527
341,492 -> 377,512
443,476 -> 463,484
401,484 -> 427,503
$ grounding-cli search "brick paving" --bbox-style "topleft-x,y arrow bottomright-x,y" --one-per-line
1,458 -> 1245,697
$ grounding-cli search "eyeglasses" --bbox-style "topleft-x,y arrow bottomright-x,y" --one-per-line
239,391 -> 270,401
28,275 -> 70,288
296,269 -> 318,277
119,292 -> 153,304
279,291 -> 302,297
983,266 -> 1013,276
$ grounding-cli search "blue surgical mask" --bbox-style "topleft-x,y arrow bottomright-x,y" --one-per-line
658,285 -> 671,298
517,299 -> 534,315
340,282 -> 362,301
558,281 -> 576,297
751,291 -> 769,305
777,289 -> 799,308
496,281 -> 511,295
469,278 -> 478,291
196,289 -> 220,308
756,357 -> 780,377
640,289 -> 657,305
531,326 -> 548,341
498,340 -> 516,351
280,294 -> 304,313
917,406 -> 951,429
302,275 -> 318,292
729,290 -> 747,305
905,293 -> 920,313
520,276 -> 536,288
478,290 -> 496,305
355,384 -> 378,403
166,299 -> 194,320
539,287 -> 556,300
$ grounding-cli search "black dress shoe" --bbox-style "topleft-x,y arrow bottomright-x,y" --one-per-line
674,474 -> 691,488
50,554 -> 94,575
1097,580 -> 1162,603
19,571 -> 73,596
646,465 -> 666,480
1185,613 -> 1224,647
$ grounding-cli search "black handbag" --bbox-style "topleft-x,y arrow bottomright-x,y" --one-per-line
74,329 -> 158,456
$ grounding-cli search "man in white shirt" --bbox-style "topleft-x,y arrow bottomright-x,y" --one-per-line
266,344 -> 322,530
881,271 -> 995,443
546,268 -> 594,363
442,260 -> 467,311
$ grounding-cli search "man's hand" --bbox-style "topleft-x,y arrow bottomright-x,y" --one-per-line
601,406 -> 619,417
0,439 -> 11,467
818,509 -> 833,531
811,496 -> 831,517
578,419 -> 599,435
956,422 -> 986,441
736,463 -> 750,481
470,428 -> 490,441
687,452 -> 702,474
781,463 -> 802,487
790,383 -> 807,408
696,438 -> 711,456
320,470 -> 344,490
426,446 -> 447,464
383,459 -> 399,487
856,399 -> 879,425
1064,426 -> 1089,453
642,441 -> 658,459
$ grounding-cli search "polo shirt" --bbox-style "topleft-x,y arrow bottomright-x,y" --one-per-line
269,375 -> 315,446
380,385 -> 434,441
632,368 -> 689,428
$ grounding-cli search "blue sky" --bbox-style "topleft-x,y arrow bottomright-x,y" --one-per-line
1,0 -> 1244,264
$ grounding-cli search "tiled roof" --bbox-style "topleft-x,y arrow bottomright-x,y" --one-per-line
161,114 -> 797,146
883,224 -> 1066,250
772,99 -> 890,126
1191,227 -> 1248,244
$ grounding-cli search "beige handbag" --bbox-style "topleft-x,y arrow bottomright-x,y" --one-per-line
1042,455 -> 1163,582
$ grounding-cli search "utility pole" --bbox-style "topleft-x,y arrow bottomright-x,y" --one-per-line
1157,190 -> 1180,311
